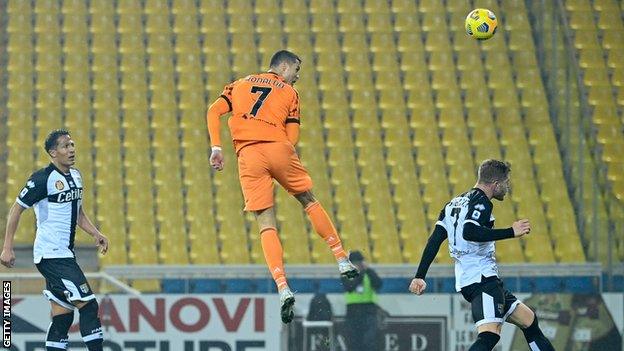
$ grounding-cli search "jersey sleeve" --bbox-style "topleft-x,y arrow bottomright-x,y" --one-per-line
285,89 -> 300,125
16,171 -> 48,208
435,206 -> 447,231
218,82 -> 235,112
464,198 -> 493,227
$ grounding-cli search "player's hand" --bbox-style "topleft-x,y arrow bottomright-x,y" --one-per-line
0,248 -> 16,268
210,148 -> 224,171
512,219 -> 531,237
409,278 -> 427,295
94,233 -> 109,255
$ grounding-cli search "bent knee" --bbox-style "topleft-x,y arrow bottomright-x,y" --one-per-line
509,303 -> 535,329
477,322 -> 502,335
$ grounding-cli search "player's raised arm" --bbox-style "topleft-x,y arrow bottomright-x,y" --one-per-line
207,94 -> 232,171
409,224 -> 447,295
463,217 -> 531,242
1,202 -> 27,268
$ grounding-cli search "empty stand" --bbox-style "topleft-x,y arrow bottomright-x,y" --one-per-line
5,0 -> 611,290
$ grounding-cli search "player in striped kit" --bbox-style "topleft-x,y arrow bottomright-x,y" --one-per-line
1,129 -> 108,351
409,159 -> 555,351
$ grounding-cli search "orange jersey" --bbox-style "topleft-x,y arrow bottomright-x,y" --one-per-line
219,72 -> 300,152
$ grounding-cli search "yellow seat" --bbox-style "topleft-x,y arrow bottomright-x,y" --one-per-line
421,11 -> 448,32
314,33 -> 341,53
593,0 -> 621,11
341,33 -> 368,53
394,12 -> 420,32
367,13 -> 393,33
171,0 -> 197,14
229,13 -> 254,33
317,51 -> 342,71
8,33 -> 33,54
338,13 -> 366,33
607,48 -> 624,70
283,14 -> 310,34
377,90 -> 404,112
424,31 -> 452,52
391,0 -> 417,13
375,70 -> 401,89
255,13 -> 282,33
336,0 -> 362,13
34,13 -> 60,34
370,33 -> 396,53
318,71 -> 344,92
363,0 -> 390,13
597,11 -> 623,30
419,0 -> 445,13
309,0 -> 335,13
35,33 -> 62,55
602,30 -> 624,49
311,13 -> 337,33
7,12 -> 32,34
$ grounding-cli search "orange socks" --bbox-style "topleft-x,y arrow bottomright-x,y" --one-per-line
305,202 -> 348,261
260,228 -> 288,291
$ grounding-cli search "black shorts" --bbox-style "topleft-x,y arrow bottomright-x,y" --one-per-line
460,276 -> 520,327
36,257 -> 95,310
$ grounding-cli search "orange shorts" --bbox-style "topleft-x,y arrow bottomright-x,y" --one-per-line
237,141 -> 313,211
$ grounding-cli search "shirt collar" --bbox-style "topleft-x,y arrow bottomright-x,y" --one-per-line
264,71 -> 286,82
49,163 -> 70,176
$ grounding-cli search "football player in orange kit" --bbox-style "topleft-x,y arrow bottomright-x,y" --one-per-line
206,50 -> 359,324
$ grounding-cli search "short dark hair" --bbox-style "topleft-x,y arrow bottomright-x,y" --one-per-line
269,50 -> 301,68
477,159 -> 511,184
44,129 -> 71,154
349,250 -> 364,263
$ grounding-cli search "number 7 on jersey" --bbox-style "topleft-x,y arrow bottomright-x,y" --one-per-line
249,86 -> 272,117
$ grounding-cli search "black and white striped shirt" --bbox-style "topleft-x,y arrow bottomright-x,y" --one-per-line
437,188 -> 498,291
16,163 -> 83,263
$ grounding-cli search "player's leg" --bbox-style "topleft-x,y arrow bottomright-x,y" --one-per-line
254,208 -> 295,323
238,144 -> 295,323
46,302 -> 74,351
294,190 -> 358,278
255,208 -> 287,290
470,323 -> 502,351
37,259 -> 78,351
73,300 -> 104,351
507,302 -> 555,351
266,142 -> 358,278
238,143 -> 285,291
464,279 -> 506,351
54,258 -> 104,351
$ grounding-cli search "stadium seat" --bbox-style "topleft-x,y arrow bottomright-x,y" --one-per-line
367,13 -> 393,33
393,12 -> 420,33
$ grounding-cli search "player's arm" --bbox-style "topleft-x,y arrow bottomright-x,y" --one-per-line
207,88 -> 233,171
77,207 -> 109,254
2,173 -> 48,267
462,201 -> 529,241
206,96 -> 231,148
414,225 -> 447,279
410,208 -> 448,295
463,220 -> 530,241
285,90 -> 301,146
463,223 -> 514,241
285,121 -> 300,145
1,202 -> 27,268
